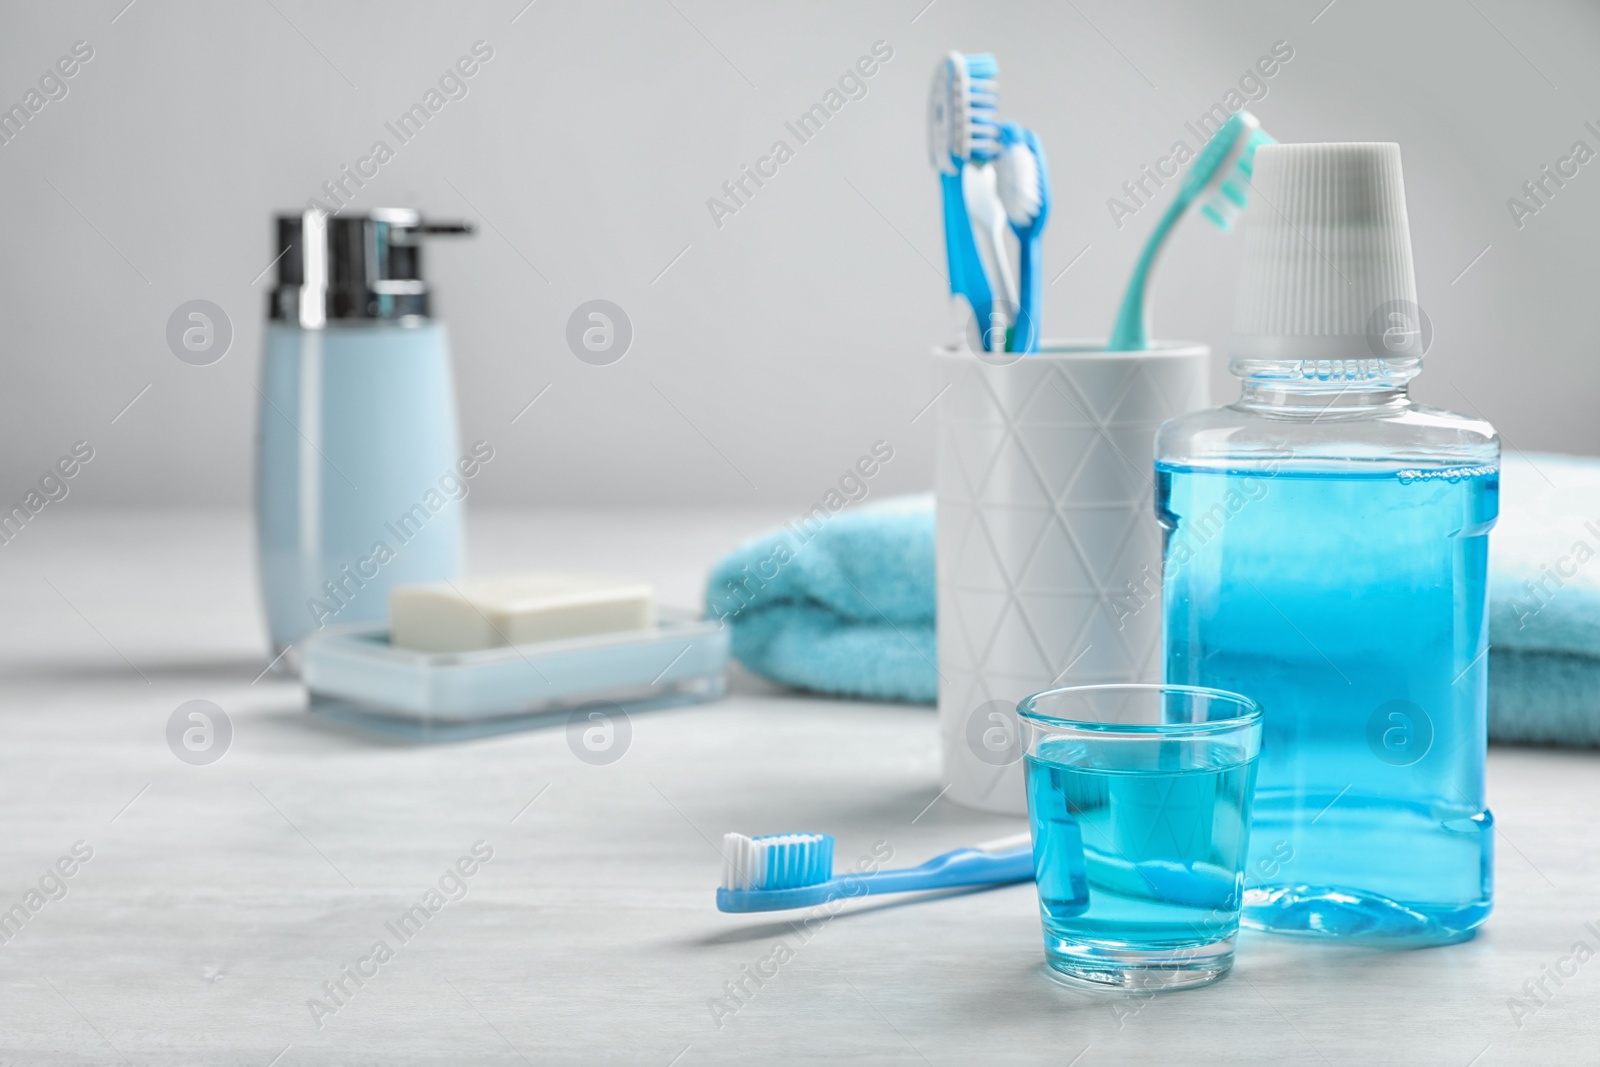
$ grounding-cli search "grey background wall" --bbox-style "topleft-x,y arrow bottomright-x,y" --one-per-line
2,0 -> 1597,509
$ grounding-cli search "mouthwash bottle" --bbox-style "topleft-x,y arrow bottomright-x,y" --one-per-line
1155,143 -> 1498,945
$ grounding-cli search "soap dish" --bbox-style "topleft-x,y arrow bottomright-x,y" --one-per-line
300,608 -> 729,742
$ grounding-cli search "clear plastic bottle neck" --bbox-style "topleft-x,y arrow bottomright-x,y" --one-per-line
1230,355 -> 1421,417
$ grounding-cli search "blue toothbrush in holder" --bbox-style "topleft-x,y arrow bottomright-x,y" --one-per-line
995,122 -> 1050,353
928,51 -> 1002,351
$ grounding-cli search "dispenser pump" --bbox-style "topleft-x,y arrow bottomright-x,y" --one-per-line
269,208 -> 473,328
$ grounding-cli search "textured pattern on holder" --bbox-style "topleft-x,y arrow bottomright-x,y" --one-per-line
934,353 -> 1208,808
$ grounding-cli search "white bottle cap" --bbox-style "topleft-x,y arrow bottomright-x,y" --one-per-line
1231,142 -> 1422,364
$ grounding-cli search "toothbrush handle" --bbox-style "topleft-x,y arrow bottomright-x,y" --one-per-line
1107,195 -> 1186,353
857,846 -> 1035,896
941,171 -> 997,350
1014,232 -> 1042,354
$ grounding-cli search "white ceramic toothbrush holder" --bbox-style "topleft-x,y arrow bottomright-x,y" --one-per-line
934,340 -> 1211,814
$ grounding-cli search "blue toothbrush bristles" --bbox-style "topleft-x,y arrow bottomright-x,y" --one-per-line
1199,127 -> 1275,232
953,53 -> 999,163
721,832 -> 834,891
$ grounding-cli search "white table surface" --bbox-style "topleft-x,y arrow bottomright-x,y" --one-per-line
0,508 -> 1596,1066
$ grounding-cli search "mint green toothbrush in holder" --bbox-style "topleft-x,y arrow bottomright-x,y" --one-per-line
1108,111 -> 1274,352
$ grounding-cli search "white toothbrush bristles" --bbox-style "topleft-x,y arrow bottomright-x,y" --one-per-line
953,57 -> 999,163
720,832 -> 834,891
929,52 -> 999,173
1199,124 -> 1273,233
996,139 -> 1042,226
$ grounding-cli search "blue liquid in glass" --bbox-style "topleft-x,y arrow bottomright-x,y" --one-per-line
1026,737 -> 1256,962
1157,464 -> 1497,944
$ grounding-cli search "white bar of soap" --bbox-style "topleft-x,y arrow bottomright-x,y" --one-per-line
389,572 -> 655,653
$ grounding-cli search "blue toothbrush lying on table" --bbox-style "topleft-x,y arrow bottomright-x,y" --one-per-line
717,830 -> 1036,912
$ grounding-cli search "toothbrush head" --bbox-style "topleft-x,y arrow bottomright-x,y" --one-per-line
721,832 -> 834,892
963,161 -> 1006,233
995,123 -> 1050,236
1184,110 -> 1276,233
927,51 -> 999,176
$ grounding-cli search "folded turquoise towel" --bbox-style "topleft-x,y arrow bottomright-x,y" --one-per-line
711,455 -> 1600,746
704,495 -> 936,703
1488,453 -> 1600,746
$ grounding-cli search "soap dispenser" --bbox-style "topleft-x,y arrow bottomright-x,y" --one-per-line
256,207 -> 474,668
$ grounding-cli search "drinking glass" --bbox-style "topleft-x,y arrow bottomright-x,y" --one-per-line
1019,683 -> 1262,990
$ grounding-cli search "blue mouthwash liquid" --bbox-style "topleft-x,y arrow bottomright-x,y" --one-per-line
1026,736 -> 1256,961
1157,463 -> 1496,944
